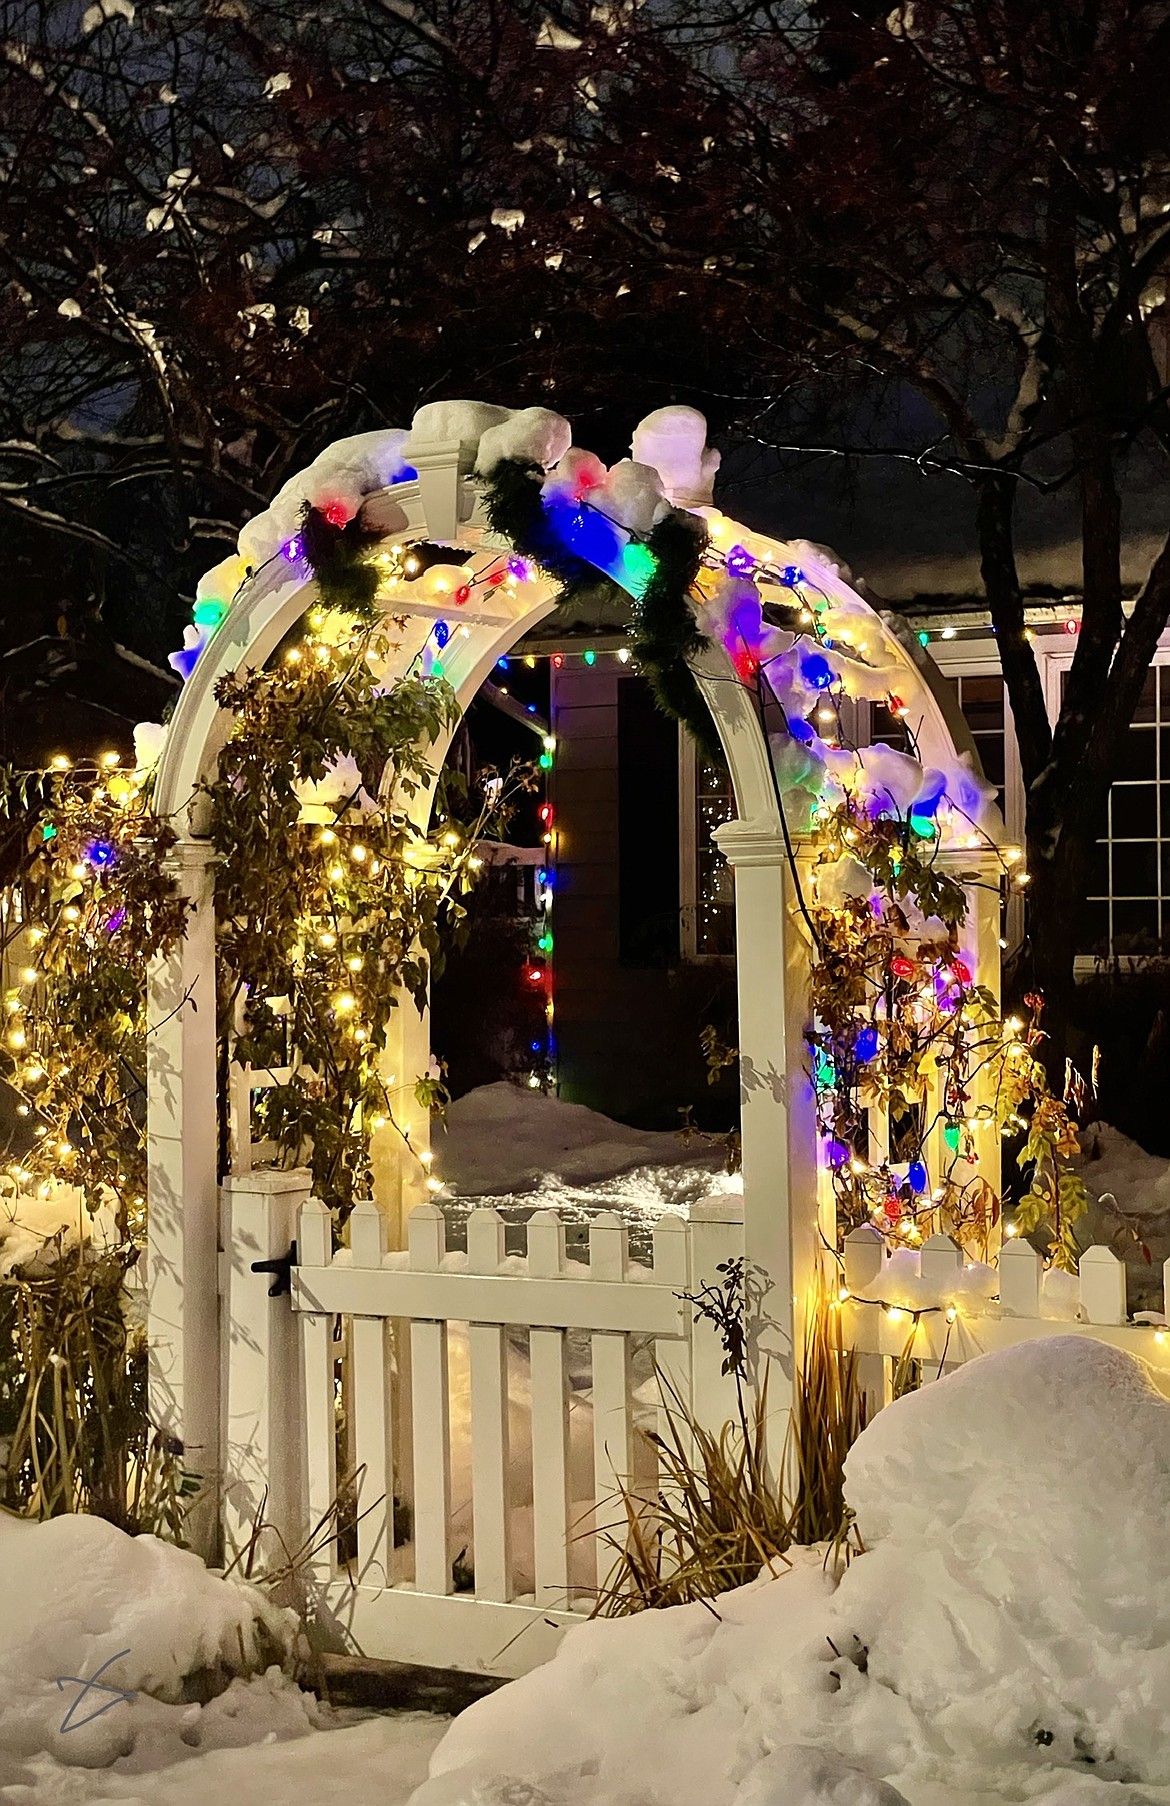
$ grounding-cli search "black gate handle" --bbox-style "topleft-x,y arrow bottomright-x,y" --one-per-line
250,1240 -> 297,1297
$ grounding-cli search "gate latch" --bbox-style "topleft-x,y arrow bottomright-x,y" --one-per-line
250,1240 -> 297,1297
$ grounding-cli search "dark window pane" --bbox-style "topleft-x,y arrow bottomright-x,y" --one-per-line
1135,669 -> 1159,724
958,676 -> 1005,732
1079,900 -> 1110,954
1087,840 -> 1110,894
1115,728 -> 1158,781
973,734 -> 1005,787
870,703 -> 912,752
1112,899 -> 1160,949
1111,841 -> 1158,897
1110,784 -> 1158,837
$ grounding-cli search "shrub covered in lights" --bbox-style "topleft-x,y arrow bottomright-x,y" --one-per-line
805,797 -> 1088,1269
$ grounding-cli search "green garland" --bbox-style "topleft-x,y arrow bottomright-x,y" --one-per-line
482,459 -> 720,758
299,461 -> 724,759
300,504 -> 381,616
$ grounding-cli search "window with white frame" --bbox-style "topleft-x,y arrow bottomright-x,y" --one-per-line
1066,662 -> 1166,958
678,636 -> 1170,966
679,736 -> 735,958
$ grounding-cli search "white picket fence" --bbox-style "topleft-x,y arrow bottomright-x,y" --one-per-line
222,1177 -> 744,1677
222,1177 -> 1170,1679
840,1224 -> 1170,1404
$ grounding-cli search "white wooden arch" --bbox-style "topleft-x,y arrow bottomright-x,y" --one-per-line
144,422 -> 1005,1550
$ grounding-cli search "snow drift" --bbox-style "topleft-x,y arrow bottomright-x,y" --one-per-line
0,1511 -> 308,1779
410,1336 -> 1170,1806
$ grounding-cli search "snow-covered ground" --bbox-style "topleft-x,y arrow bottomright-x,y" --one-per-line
6,1338 -> 1170,1806
1074,1121 -> 1170,1310
0,1509 -> 446,1804
433,1080 -> 736,1260
415,1336 -> 1170,1806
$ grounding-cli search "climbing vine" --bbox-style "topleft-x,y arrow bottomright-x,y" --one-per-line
208,606 -> 533,1215
804,798 -> 1088,1269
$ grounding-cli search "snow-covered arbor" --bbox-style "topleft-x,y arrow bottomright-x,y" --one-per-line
142,400 -> 1010,1555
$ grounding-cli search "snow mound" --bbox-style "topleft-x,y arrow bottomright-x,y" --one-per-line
836,1335 -> 1170,1782
0,1511 -> 305,1776
631,406 -> 720,508
434,1081 -> 720,1196
238,428 -> 412,568
1076,1121 -> 1170,1219
409,1338 -> 1170,1805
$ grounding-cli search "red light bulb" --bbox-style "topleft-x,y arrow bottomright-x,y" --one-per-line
321,500 -> 349,528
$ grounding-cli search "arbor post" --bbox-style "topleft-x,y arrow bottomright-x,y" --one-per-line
146,839 -> 221,1558
713,819 -> 819,1478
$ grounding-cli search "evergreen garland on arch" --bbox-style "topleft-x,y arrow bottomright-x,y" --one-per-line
296,461 -> 725,762
481,460 -> 723,762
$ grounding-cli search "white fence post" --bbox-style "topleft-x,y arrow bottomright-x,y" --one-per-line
221,1168 -> 311,1572
998,1237 -> 1041,1317
1079,1244 -> 1127,1325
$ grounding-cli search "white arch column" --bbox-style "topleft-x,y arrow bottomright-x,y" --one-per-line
146,840 -> 221,1557
714,819 -> 820,1471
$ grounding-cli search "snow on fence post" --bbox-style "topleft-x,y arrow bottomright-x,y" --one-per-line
466,1207 -> 513,1603
527,1209 -> 572,1608
997,1237 -> 1041,1317
589,1210 -> 634,1595
408,1203 -> 452,1598
843,1224 -> 885,1295
221,1168 -> 311,1572
1079,1244 -> 1127,1326
347,1200 -> 394,1590
297,1195 -> 337,1587
686,1197 -> 745,1440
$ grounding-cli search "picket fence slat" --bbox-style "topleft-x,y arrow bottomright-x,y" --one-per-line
467,1210 -> 513,1603
298,1197 -> 336,1585
409,1204 -> 452,1597
349,1201 -> 393,1587
588,1214 -> 632,1595
1079,1244 -> 1126,1325
998,1237 -> 1041,1316
527,1211 -> 571,1607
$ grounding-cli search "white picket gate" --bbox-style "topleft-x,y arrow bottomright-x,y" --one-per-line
222,1173 -> 744,1677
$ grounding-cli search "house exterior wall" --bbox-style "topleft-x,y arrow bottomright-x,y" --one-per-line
549,662 -> 735,1128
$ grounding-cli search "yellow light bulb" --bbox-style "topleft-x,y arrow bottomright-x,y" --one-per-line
50,754 -> 71,771
350,845 -> 367,863
319,829 -> 337,846
329,864 -> 344,882
333,992 -> 356,1014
